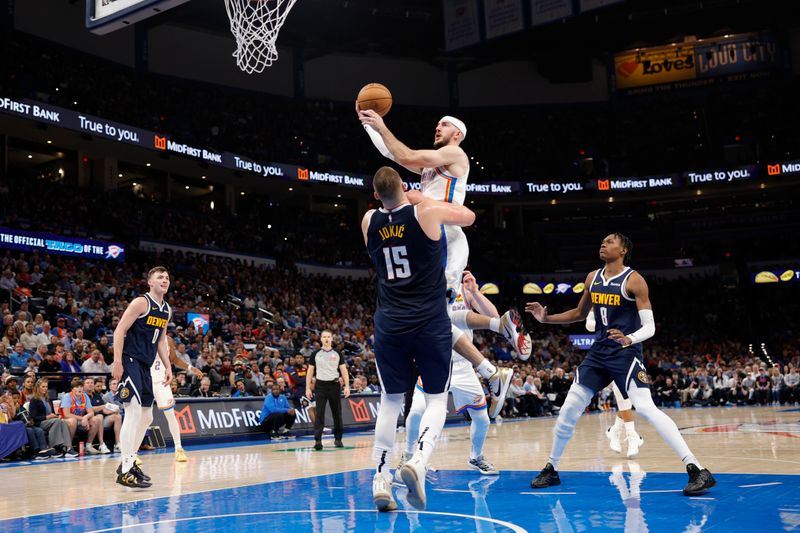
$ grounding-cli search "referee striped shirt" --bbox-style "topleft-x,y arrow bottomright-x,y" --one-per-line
312,349 -> 345,382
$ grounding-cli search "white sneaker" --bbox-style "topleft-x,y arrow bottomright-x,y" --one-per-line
488,367 -> 513,419
113,444 -> 121,453
468,455 -> 499,475
393,451 -> 413,485
606,425 -> 622,453
85,444 -> 100,455
399,453 -> 428,510
372,472 -> 397,512
626,432 -> 643,458
499,309 -> 532,360
98,443 -> 111,454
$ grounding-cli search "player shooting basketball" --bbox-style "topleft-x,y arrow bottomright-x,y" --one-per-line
357,104 -> 531,422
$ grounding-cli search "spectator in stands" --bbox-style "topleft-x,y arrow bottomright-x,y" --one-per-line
19,375 -> 35,405
549,367 -> 571,407
20,323 -> 39,352
38,349 -> 61,374
770,367 -> 784,406
34,322 -> 51,348
712,368 -> 732,406
0,343 -> 9,373
60,380 -> 103,445
366,374 -> 381,393
9,342 -> 28,369
81,349 -> 109,374
174,342 -> 192,369
350,375 -> 367,394
785,365 -> 799,405
232,378 -> 250,398
287,354 -> 307,406
741,371 -> 756,403
83,377 -> 114,454
728,377 -> 747,405
0,270 -> 18,292
3,374 -> 19,394
192,377 -> 216,397
259,383 -> 295,438
60,351 -> 82,375
656,377 -> 679,407
11,389 -> 53,460
29,378 -> 77,457
102,378 -> 125,415
754,367 -> 771,405
690,380 -> 713,406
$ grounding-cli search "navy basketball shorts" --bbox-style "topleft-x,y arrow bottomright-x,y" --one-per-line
574,347 -> 650,399
119,355 -> 154,407
374,316 -> 453,395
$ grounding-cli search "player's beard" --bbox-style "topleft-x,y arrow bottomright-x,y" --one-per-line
433,132 -> 451,149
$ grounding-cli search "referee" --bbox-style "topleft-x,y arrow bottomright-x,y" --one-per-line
306,330 -> 350,450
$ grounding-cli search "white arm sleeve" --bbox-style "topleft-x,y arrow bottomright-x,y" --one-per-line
363,125 -> 395,161
626,309 -> 655,345
585,312 -> 596,333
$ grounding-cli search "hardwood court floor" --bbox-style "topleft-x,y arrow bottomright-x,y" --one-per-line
2,405 -> 798,528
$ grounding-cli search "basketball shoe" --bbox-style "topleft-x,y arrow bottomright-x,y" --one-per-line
400,452 -> 429,510
488,367 -> 514,418
499,309 -> 532,360
372,471 -> 397,511
531,463 -> 561,488
683,464 -> 716,496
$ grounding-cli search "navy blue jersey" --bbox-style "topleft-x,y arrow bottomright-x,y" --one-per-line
589,267 -> 642,356
366,204 -> 448,332
124,293 -> 170,366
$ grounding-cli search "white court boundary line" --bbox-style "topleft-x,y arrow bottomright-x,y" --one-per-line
0,466 -> 365,523
519,491 -> 577,495
83,509 -> 528,533
739,482 -> 783,488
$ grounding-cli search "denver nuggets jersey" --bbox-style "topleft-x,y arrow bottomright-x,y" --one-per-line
367,204 -> 447,332
420,164 -> 469,205
588,267 -> 642,356
125,293 -> 170,366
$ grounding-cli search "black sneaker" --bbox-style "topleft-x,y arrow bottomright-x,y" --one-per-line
683,464 -> 716,496
117,463 -> 152,482
116,467 -> 152,489
64,447 -> 79,458
531,463 -> 561,488
334,440 -> 344,448
314,441 -> 323,451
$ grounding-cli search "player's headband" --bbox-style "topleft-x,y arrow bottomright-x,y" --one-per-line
440,116 -> 467,139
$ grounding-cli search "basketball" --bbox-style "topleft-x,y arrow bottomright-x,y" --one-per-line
357,83 -> 393,117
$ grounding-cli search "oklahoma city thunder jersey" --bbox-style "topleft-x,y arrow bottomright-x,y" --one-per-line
367,204 -> 447,332
125,293 -> 170,366
588,267 -> 642,356
421,164 -> 471,287
420,164 -> 469,205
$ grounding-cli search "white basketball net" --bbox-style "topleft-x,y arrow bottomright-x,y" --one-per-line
224,0 -> 299,74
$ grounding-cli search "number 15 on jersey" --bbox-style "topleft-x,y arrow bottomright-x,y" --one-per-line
383,246 -> 411,280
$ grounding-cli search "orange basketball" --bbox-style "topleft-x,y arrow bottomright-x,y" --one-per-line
357,83 -> 392,117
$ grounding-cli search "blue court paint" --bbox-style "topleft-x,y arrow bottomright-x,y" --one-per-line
3,469 -> 798,532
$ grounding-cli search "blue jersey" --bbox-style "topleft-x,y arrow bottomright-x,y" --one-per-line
588,267 -> 642,356
124,293 -> 170,366
366,204 -> 448,332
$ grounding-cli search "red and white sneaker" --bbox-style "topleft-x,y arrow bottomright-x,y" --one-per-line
500,309 -> 532,361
